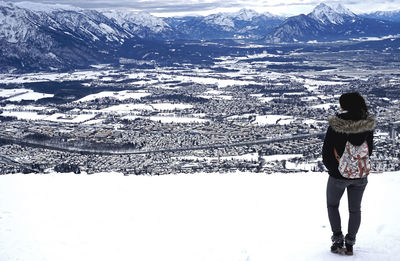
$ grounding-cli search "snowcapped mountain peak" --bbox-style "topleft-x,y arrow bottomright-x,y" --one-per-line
209,8 -> 262,21
204,8 -> 263,28
312,3 -> 330,12
233,8 -> 260,21
329,3 -> 355,17
205,13 -> 235,28
309,3 -> 355,24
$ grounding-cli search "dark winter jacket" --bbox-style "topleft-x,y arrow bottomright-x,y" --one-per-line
322,113 -> 376,179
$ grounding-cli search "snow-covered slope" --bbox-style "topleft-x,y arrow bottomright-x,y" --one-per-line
0,1 -> 134,72
19,3 -> 131,44
0,2 -> 46,44
0,1 -> 131,44
102,10 -> 173,39
0,172 -> 399,261
12,2 -> 172,40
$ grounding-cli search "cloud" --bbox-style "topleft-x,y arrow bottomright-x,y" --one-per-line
4,0 -> 400,15
6,0 -> 240,12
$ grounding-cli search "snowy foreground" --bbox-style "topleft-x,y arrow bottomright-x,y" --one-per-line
1,172 -> 399,261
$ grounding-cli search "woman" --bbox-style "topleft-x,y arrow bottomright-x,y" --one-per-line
322,92 -> 376,255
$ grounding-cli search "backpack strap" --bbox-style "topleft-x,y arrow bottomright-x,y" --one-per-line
333,134 -> 350,163
333,147 -> 340,163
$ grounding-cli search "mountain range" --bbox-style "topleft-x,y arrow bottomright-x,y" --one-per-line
266,3 -> 400,43
361,10 -> 400,22
0,1 -> 399,73
164,9 -> 284,40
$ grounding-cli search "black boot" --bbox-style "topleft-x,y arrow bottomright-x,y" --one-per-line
345,243 -> 353,256
330,233 -> 344,254
344,235 -> 356,256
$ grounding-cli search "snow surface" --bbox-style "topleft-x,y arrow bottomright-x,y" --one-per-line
122,113 -> 208,124
1,110 -> 47,121
289,76 -> 346,91
148,116 -> 207,123
173,75 -> 257,88
43,113 -> 96,123
262,154 -> 303,161
0,88 -> 53,101
6,90 -> 54,101
0,88 -> 30,98
175,153 -> 306,163
256,96 -> 275,103
176,153 -> 259,162
312,103 -> 339,110
76,91 -> 151,102
254,115 -> 295,125
350,34 -> 400,42
0,71 -> 112,84
199,94 -> 233,100
151,103 -> 192,110
0,110 -> 95,123
100,104 -> 154,113
0,172 -> 399,261
99,103 -> 192,114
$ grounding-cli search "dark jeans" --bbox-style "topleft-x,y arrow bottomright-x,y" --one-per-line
326,176 -> 368,243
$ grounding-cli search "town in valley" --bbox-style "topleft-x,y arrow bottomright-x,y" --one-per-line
1,40 -> 399,175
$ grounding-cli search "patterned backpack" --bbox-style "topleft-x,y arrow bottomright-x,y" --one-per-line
334,141 -> 371,179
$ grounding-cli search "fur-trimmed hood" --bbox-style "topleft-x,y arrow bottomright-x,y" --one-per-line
328,115 -> 376,134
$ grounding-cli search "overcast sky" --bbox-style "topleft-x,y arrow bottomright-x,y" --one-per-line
6,0 -> 400,16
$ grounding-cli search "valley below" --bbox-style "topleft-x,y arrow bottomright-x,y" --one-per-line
0,41 -> 399,175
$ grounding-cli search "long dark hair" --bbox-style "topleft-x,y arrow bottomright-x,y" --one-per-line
339,92 -> 369,120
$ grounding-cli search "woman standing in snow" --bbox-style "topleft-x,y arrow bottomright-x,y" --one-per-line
322,92 -> 375,255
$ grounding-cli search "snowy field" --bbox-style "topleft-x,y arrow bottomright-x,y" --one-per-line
1,172 -> 399,261
254,115 -> 295,125
76,90 -> 151,103
0,88 -> 53,101
175,153 -> 304,163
